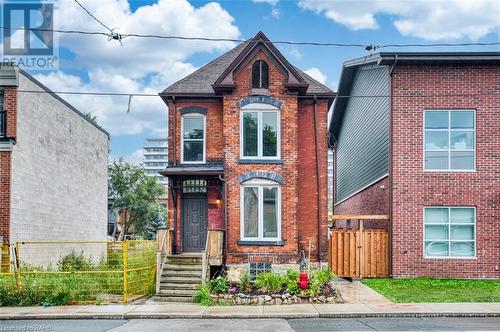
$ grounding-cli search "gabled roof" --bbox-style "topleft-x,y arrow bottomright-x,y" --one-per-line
328,51 -> 500,142
161,31 -> 334,99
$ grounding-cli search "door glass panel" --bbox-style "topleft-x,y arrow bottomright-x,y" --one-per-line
262,112 -> 278,157
450,151 -> 474,170
451,132 -> 474,150
425,131 -> 448,149
243,187 -> 258,237
450,242 -> 475,257
451,111 -> 474,129
243,112 -> 258,157
425,111 -> 448,129
263,187 -> 278,238
425,225 -> 448,240
425,241 -> 449,257
425,151 -> 448,170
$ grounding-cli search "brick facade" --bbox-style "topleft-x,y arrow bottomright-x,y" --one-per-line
165,49 -> 331,264
0,87 -> 17,242
391,64 -> 500,278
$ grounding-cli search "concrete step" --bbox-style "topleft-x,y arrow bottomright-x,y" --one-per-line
161,270 -> 202,278
158,289 -> 196,297
159,282 -> 198,290
160,276 -> 201,284
162,264 -> 202,272
166,255 -> 203,265
152,295 -> 193,303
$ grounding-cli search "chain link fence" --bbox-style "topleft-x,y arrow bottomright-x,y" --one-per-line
0,240 -> 156,305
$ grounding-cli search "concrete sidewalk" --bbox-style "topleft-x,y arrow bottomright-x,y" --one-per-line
0,302 -> 499,320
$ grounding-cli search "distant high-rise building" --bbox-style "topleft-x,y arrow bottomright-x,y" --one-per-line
143,138 -> 168,187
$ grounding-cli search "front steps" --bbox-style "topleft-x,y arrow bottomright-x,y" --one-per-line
153,253 -> 203,303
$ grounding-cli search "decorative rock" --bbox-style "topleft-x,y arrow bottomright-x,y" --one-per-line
275,298 -> 282,305
326,297 -> 334,303
318,296 -> 326,303
271,294 -> 281,298
264,295 -> 272,302
258,297 -> 265,305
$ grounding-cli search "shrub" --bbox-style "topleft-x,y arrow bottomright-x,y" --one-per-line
240,270 -> 250,292
283,269 -> 300,295
192,284 -> 212,306
57,251 -> 95,272
255,272 -> 283,293
210,276 -> 229,294
315,268 -> 334,286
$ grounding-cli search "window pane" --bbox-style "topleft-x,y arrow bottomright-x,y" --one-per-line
451,111 -> 474,129
425,208 -> 448,224
183,117 -> 204,139
243,112 -> 258,157
262,112 -> 278,157
425,151 -> 448,170
451,132 -> 474,150
450,242 -> 475,257
425,241 -> 449,257
450,208 -> 475,224
183,142 -> 203,162
252,62 -> 260,88
425,111 -> 448,129
451,225 -> 474,240
425,225 -> 448,240
425,131 -> 448,149
450,151 -> 474,170
263,187 -> 278,238
243,187 -> 259,238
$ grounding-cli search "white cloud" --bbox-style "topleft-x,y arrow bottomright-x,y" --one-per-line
253,0 -> 279,5
125,149 -> 144,165
298,0 -> 500,40
33,0 -> 240,135
304,67 -> 327,85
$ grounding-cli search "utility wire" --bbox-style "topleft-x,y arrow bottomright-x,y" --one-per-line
2,26 -> 500,50
73,0 -> 113,33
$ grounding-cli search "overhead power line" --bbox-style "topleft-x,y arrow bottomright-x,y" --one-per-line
1,26 -> 500,50
73,0 -> 112,32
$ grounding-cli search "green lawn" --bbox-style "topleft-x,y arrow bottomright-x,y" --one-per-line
362,278 -> 500,303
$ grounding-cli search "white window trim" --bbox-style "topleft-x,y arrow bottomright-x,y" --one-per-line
240,178 -> 281,242
180,113 -> 206,164
423,109 -> 476,172
240,103 -> 281,160
423,206 -> 477,259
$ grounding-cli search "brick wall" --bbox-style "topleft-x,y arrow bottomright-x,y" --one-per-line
0,87 -> 16,242
391,64 -> 500,278
224,50 -> 300,264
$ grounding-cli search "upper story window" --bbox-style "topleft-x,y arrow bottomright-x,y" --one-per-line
424,110 -> 475,171
181,113 -> 205,163
252,60 -> 269,89
240,103 -> 280,159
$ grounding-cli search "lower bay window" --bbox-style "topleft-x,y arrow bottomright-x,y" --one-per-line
424,207 -> 476,258
240,179 -> 281,242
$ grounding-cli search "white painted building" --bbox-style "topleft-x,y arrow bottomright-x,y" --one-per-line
143,138 -> 168,187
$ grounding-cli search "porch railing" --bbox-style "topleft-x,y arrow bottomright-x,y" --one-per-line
155,227 -> 173,293
201,228 -> 224,284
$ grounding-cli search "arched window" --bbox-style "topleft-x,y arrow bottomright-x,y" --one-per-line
252,60 -> 269,89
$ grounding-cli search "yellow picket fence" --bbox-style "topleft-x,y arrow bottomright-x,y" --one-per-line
0,240 -> 156,304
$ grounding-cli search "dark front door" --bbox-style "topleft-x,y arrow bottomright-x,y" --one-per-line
182,195 -> 208,252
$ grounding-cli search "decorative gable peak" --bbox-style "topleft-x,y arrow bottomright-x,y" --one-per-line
212,31 -> 309,95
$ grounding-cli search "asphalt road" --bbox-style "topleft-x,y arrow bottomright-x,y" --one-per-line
0,317 -> 499,332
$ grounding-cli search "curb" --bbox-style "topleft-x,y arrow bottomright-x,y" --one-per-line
0,312 -> 499,320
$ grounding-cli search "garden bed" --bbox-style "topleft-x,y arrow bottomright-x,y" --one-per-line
193,268 -> 343,306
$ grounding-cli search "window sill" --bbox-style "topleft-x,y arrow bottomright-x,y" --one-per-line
238,159 -> 283,165
237,240 -> 285,246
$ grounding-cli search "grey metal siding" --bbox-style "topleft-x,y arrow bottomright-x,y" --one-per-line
335,65 -> 390,204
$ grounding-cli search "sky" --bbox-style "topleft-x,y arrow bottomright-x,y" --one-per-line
12,0 -> 500,163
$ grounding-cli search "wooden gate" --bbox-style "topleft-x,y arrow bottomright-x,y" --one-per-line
328,215 -> 389,278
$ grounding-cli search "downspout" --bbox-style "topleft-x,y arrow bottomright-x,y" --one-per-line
388,55 -> 398,277
219,174 -> 228,267
313,95 -> 322,262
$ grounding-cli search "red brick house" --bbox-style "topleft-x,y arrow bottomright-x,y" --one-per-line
329,52 -> 500,279
160,31 -> 334,271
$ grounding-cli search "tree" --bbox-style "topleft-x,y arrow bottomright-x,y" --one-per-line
108,159 -> 165,240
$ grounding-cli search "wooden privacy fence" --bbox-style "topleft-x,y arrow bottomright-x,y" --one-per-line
328,215 -> 389,278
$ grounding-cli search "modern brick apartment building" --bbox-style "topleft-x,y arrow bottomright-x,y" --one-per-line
0,65 -> 109,246
160,32 -> 334,269
329,52 -> 500,278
